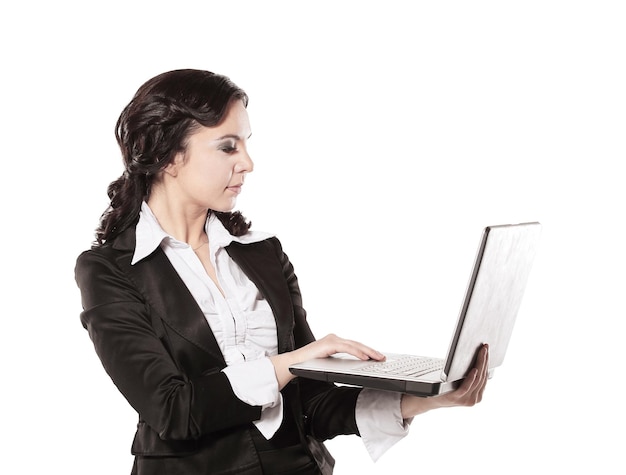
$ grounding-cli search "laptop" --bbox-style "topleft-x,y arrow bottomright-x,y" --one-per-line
289,222 -> 542,397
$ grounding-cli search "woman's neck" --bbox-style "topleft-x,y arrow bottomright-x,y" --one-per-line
146,191 -> 208,246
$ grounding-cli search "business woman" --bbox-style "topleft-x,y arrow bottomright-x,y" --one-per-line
75,69 -> 489,475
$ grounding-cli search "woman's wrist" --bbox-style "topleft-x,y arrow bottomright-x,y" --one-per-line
270,350 -> 302,389
400,394 -> 441,419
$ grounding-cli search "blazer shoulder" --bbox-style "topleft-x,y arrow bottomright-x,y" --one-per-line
226,235 -> 284,257
75,223 -> 136,277
75,243 -> 139,309
266,235 -> 284,254
75,244 -> 125,279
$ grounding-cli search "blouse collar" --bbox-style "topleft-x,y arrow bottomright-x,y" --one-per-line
132,201 -> 273,265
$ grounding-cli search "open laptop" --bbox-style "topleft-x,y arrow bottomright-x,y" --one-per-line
289,222 -> 542,397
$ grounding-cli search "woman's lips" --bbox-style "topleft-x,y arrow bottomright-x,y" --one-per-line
227,185 -> 242,195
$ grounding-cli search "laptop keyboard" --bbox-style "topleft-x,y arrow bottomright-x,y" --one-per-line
359,356 -> 444,377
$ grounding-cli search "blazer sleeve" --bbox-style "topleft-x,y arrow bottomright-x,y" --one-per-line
75,248 -> 262,441
270,238 -> 363,441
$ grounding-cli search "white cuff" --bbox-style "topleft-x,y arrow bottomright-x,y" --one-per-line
355,389 -> 412,462
222,357 -> 283,439
253,396 -> 283,439
222,357 -> 280,407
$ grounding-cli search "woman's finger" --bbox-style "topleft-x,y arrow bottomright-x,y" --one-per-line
313,334 -> 386,361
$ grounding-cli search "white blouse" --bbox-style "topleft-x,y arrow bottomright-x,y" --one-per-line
132,202 -> 409,461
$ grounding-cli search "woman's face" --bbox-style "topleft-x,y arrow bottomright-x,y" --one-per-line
165,99 -> 253,213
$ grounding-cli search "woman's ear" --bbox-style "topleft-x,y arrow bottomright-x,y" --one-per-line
163,152 -> 183,178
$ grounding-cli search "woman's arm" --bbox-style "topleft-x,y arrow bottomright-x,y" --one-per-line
270,333 -> 385,389
266,237 -> 385,389
266,238 -> 387,441
75,249 -> 262,440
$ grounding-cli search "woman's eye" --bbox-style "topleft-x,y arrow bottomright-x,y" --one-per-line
219,144 -> 237,153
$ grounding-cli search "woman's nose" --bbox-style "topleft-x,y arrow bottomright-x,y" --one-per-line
238,150 -> 254,173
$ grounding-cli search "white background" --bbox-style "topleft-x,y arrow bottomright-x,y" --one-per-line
1,1 -> 624,474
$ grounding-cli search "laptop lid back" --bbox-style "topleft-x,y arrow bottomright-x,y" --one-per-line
443,222 -> 542,382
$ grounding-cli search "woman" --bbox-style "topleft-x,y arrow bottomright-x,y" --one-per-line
75,69 -> 489,475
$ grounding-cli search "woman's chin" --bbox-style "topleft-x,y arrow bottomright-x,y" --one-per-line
211,203 -> 237,213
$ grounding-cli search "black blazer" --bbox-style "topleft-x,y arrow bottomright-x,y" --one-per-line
75,224 -> 362,475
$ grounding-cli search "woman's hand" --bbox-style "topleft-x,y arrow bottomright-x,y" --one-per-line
270,334 -> 386,390
400,344 -> 489,419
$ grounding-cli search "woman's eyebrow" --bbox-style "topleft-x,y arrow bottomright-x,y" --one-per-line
212,134 -> 239,142
213,133 -> 252,142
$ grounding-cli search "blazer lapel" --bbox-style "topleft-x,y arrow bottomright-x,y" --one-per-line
113,226 -> 226,365
226,240 -> 296,354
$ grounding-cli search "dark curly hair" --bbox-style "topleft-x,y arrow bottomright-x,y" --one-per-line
95,69 -> 251,246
